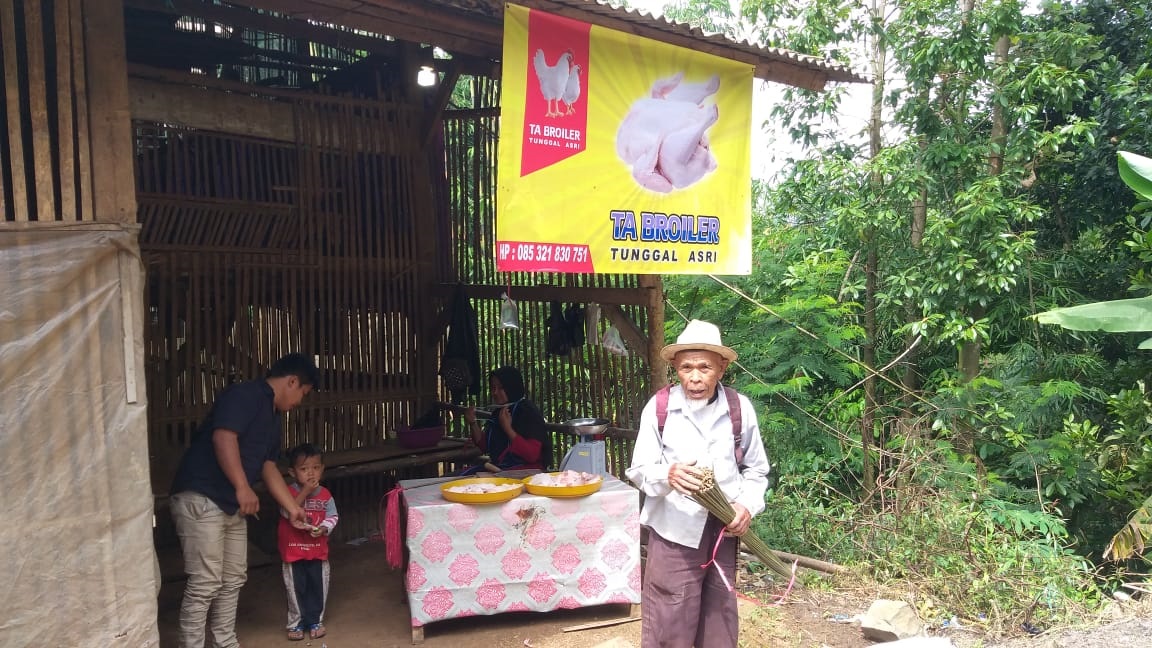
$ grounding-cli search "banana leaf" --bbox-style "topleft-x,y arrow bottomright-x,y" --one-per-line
1119,151 -> 1152,201
1032,297 -> 1152,349
1105,495 -> 1152,561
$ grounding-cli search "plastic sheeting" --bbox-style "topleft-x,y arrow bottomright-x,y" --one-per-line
0,224 -> 159,645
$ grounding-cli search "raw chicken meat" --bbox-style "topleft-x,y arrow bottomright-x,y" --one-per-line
446,483 -> 521,494
616,99 -> 719,193
533,48 -> 574,118
528,471 -> 602,487
616,73 -> 721,193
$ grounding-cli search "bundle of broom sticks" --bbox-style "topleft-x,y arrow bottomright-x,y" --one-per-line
691,467 -> 795,583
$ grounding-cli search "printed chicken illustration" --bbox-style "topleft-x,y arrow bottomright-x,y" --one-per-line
616,73 -> 721,193
533,48 -> 574,117
562,64 -> 582,115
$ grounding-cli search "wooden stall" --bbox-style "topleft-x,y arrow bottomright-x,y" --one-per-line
113,0 -> 863,544
0,4 -> 863,640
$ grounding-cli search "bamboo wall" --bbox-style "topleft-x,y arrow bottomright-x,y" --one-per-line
135,93 -> 436,489
131,37 -> 652,546
0,0 -> 135,224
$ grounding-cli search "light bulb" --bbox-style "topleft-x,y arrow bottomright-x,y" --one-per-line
417,66 -> 436,87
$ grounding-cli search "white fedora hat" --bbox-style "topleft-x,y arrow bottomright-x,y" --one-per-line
660,319 -> 737,362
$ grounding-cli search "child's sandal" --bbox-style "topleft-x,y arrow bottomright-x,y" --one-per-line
287,626 -> 305,641
309,623 -> 326,639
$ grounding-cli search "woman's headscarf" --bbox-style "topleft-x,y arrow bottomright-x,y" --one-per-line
490,366 -> 526,403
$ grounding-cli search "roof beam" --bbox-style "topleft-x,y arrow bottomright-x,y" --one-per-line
233,0 -> 502,59
124,0 -> 401,56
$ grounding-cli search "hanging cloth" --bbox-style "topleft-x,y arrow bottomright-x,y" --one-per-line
564,303 -> 586,348
439,283 -> 481,403
546,301 -> 572,356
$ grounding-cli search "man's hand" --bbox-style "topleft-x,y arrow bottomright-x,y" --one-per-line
726,502 -> 751,536
236,484 -> 260,516
668,461 -> 704,495
286,505 -> 307,527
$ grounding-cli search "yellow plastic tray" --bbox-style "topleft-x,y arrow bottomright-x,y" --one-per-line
440,477 -> 525,504
523,473 -> 603,498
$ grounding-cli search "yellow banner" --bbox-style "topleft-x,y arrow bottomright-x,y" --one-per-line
496,4 -> 753,275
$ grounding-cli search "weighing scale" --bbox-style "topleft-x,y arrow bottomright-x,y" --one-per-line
558,417 -> 610,475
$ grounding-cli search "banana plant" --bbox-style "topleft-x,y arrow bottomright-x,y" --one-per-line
1033,152 -> 1152,346
1035,151 -> 1152,560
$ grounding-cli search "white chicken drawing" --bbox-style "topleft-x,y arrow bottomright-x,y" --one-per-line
616,73 -> 722,193
562,64 -> 582,115
533,48 -> 574,118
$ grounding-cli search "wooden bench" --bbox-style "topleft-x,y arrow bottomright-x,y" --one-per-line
322,438 -> 482,479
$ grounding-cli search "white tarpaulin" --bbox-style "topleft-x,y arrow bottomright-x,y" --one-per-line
0,224 -> 158,645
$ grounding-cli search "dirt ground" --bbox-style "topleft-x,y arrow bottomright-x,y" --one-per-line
156,539 -> 874,648
161,537 -> 1152,647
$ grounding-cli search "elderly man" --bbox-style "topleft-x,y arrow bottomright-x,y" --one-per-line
626,320 -> 770,648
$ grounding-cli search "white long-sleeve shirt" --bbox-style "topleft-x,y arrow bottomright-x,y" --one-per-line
625,384 -> 770,549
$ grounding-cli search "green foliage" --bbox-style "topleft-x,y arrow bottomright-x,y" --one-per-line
755,449 -> 1101,632
659,0 -> 1152,632
1098,383 -> 1152,506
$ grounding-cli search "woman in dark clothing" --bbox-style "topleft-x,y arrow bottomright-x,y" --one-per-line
461,367 -> 552,473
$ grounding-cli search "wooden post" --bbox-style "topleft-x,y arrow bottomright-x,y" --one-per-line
83,0 -> 137,223
640,274 -> 666,392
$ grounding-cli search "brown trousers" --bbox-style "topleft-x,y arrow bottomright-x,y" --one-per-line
641,516 -> 739,648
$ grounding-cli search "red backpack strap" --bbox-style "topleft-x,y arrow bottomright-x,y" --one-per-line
724,386 -> 744,466
657,384 -> 743,466
655,384 -> 672,438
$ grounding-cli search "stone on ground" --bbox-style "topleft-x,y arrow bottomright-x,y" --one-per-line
860,599 -> 924,642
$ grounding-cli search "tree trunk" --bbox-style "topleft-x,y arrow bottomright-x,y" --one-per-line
861,0 -> 887,498
903,116 -> 929,403
957,25 -> 1008,454
989,34 -> 1009,176
961,35 -> 1008,384
862,245 -> 878,495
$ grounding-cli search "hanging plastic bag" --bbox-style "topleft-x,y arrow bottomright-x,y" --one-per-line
585,304 -> 601,346
498,292 -> 520,329
602,324 -> 629,356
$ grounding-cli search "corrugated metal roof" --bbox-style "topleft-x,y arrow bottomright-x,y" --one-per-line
553,0 -> 866,85
422,0 -> 867,87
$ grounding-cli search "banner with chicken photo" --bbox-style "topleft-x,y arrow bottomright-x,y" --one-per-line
497,3 -> 753,275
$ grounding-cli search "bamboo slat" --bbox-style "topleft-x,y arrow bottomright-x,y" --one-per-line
1,0 -> 29,220
22,0 -> 57,221
70,0 -> 92,220
55,0 -> 76,220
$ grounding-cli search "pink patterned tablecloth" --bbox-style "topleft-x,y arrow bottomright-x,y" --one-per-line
400,475 -> 641,628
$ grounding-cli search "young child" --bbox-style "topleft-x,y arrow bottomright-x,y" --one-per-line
278,443 -> 339,641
